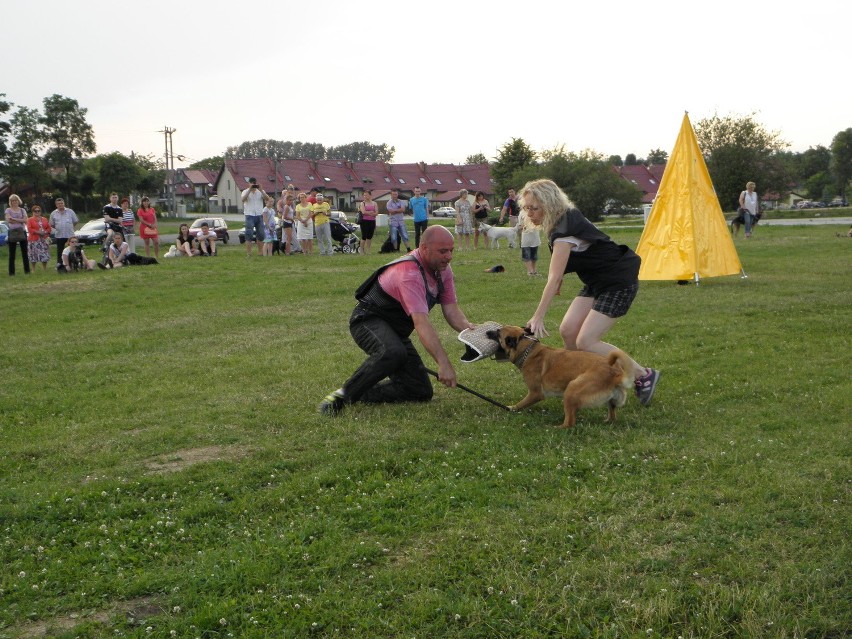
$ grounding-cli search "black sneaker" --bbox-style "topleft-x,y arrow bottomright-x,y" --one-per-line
318,389 -> 346,416
96,262 -> 107,270
635,369 -> 661,406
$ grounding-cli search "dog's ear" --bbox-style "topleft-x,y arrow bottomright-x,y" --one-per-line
506,335 -> 518,349
523,326 -> 533,336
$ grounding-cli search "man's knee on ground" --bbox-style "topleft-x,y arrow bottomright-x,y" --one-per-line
408,382 -> 433,402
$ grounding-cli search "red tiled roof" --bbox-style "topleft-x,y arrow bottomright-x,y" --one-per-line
615,164 -> 661,203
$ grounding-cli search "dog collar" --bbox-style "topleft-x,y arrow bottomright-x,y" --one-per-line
512,336 -> 540,369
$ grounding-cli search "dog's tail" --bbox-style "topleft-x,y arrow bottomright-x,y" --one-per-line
607,349 -> 637,388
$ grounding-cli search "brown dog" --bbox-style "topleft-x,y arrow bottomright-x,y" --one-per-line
485,325 -> 637,428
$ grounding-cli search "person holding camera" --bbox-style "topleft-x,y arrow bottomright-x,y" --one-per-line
60,236 -> 98,272
241,177 -> 267,256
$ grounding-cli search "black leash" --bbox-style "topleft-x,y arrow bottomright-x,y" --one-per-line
425,368 -> 511,412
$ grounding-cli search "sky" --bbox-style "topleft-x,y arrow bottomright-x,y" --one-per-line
5,0 -> 850,167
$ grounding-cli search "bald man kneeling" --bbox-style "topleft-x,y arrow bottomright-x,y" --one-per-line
319,226 -> 478,415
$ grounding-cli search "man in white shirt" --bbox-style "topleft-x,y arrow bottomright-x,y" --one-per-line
49,198 -> 79,266
241,177 -> 267,255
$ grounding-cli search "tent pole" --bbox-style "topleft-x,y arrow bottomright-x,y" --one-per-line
693,273 -> 700,286
740,268 -> 749,279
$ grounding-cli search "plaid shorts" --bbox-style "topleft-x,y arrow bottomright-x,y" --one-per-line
578,282 -> 639,318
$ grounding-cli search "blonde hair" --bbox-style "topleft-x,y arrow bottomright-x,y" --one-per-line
746,181 -> 756,189
8,194 -> 22,206
518,179 -> 575,238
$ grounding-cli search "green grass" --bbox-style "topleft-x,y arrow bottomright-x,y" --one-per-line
1,224 -> 849,638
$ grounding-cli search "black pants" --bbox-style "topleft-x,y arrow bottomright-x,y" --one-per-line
342,314 -> 433,404
55,238 -> 69,265
414,220 -> 428,248
8,239 -> 30,275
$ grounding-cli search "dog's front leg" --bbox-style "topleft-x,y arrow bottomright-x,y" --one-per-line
510,391 -> 544,412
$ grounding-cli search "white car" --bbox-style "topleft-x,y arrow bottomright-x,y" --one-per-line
433,206 -> 455,217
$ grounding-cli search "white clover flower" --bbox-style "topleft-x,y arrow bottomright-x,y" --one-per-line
219,618 -> 227,626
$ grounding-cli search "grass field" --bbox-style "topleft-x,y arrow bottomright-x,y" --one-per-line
0,223 -> 849,638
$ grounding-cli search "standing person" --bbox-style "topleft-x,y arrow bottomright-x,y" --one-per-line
262,196 -> 277,256
454,189 -> 473,250
49,197 -> 78,266
312,193 -> 333,256
120,197 -> 136,253
357,190 -> 378,255
241,177 -> 267,255
472,191 -> 490,250
520,179 -> 660,406
26,203 -> 52,272
409,186 -> 430,248
278,186 -> 296,255
295,192 -> 314,255
5,194 -> 30,276
387,188 -> 411,252
738,181 -> 759,238
137,196 -> 160,257
195,222 -> 218,256
498,188 -> 520,227
318,225 -> 476,416
102,192 -> 122,248
517,207 -> 541,276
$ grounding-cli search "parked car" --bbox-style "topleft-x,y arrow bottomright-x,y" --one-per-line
189,218 -> 230,243
0,221 -> 8,247
433,206 -> 455,217
828,198 -> 848,207
74,219 -> 109,245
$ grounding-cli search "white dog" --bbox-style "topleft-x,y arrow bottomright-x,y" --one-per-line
479,222 -> 517,249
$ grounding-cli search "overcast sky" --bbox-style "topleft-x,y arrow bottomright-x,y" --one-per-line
6,0 -> 849,167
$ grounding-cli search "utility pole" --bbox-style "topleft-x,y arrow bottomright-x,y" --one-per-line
159,126 -> 176,217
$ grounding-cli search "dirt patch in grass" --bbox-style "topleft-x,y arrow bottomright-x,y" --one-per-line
12,595 -> 163,639
144,444 -> 252,474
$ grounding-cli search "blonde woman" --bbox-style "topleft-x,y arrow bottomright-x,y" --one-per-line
738,181 -> 759,238
4,194 -> 30,275
519,179 -> 660,406
295,192 -> 314,254
453,189 -> 472,250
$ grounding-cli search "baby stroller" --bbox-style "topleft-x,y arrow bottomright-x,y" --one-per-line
330,217 -> 361,254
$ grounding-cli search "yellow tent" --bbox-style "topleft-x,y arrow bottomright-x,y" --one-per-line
636,113 -> 743,283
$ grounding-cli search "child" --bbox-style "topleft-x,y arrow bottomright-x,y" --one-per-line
518,208 -> 541,276
262,197 -> 277,256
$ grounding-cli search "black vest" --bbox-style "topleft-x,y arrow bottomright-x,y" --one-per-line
353,255 -> 443,337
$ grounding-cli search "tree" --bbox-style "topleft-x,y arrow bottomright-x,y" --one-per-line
557,149 -> 641,221
224,139 -> 394,162
465,153 -> 488,164
40,94 -> 96,205
5,105 -> 49,195
608,155 -> 623,166
491,138 -> 537,196
646,148 -> 668,165
189,155 -> 224,171
830,128 -> 852,197
694,112 -> 789,211
624,153 -> 638,166
0,93 -> 11,178
97,152 -> 147,196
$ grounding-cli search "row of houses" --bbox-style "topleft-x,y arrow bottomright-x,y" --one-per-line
173,159 -> 494,214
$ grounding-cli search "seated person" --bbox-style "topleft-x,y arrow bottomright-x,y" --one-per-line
175,223 -> 200,256
107,231 -> 131,268
194,222 -> 217,256
60,236 -> 98,271
103,192 -> 123,247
